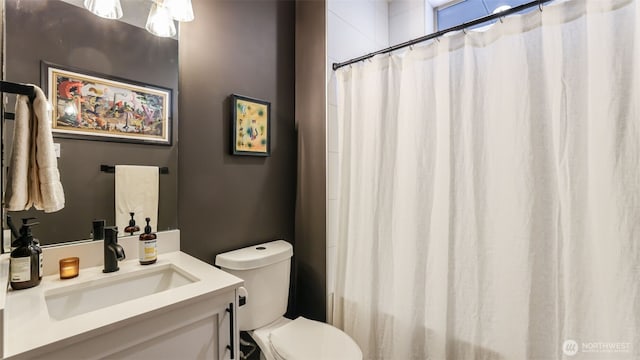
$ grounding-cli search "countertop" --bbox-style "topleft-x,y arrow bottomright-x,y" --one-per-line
2,251 -> 243,359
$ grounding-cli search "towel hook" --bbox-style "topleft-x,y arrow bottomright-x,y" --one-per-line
538,0 -> 543,12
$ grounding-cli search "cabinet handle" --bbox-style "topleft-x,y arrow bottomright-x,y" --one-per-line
226,303 -> 235,359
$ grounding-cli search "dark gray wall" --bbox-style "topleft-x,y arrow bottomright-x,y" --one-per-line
178,0 -> 297,309
4,0 -> 178,245
295,0 -> 327,321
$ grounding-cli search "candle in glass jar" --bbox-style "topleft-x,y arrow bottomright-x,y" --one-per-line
59,257 -> 79,279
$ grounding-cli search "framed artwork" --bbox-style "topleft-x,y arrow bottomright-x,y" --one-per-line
41,62 -> 172,145
231,94 -> 271,156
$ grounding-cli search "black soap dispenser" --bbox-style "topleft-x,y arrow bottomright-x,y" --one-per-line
10,218 -> 43,290
138,218 -> 157,265
124,212 -> 140,235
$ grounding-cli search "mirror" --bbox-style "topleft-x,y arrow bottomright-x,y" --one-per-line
2,0 -> 179,246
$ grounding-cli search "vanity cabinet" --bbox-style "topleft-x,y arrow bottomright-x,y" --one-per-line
17,288 -> 238,360
2,250 -> 244,360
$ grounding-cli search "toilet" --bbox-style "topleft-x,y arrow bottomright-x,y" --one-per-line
215,240 -> 362,360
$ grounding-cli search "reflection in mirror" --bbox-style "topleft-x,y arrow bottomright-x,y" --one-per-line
3,0 -> 178,246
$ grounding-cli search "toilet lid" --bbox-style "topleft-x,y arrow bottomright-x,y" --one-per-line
269,317 -> 362,360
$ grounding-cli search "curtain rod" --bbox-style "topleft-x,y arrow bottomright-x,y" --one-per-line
332,0 -> 552,71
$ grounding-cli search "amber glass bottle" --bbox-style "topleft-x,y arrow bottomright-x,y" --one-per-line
10,219 -> 42,290
139,217 -> 157,265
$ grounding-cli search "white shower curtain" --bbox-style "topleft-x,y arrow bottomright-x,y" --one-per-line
333,1 -> 640,359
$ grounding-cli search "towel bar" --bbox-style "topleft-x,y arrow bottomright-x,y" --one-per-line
100,165 -> 169,174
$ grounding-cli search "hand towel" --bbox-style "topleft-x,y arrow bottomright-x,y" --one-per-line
115,165 -> 159,236
5,86 -> 65,213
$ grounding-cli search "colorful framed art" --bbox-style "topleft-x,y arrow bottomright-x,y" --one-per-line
41,62 -> 172,145
231,94 -> 271,156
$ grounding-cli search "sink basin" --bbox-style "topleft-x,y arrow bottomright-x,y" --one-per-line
45,264 -> 199,320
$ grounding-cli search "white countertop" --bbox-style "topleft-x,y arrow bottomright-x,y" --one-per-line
2,251 -> 243,359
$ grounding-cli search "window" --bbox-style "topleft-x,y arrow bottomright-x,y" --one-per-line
435,0 -> 535,31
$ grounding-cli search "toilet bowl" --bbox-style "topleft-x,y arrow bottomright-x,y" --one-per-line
250,316 -> 361,360
215,240 -> 362,360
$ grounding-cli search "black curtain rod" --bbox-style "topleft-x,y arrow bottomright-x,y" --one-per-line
100,165 -> 170,174
333,0 -> 552,70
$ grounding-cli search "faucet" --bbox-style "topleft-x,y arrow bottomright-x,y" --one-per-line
103,226 -> 125,273
92,219 -> 105,241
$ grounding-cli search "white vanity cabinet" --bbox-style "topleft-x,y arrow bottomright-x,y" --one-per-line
2,250 -> 243,360
113,290 -> 238,360
23,289 -> 239,360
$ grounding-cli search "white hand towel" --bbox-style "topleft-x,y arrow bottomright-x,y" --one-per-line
5,92 -> 32,211
115,165 -> 159,236
6,86 -> 65,213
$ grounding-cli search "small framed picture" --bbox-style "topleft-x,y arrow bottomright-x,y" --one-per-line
42,61 -> 172,146
231,94 -> 271,156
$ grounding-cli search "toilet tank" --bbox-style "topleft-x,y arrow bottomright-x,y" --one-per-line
215,240 -> 293,331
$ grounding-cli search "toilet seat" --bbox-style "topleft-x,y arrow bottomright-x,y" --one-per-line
250,317 -> 362,360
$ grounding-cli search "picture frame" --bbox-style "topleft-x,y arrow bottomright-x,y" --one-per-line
41,61 -> 172,146
231,94 -> 271,156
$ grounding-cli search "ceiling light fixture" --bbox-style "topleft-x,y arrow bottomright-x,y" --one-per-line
146,2 -> 177,38
164,0 -> 195,22
492,5 -> 512,14
84,0 -> 123,20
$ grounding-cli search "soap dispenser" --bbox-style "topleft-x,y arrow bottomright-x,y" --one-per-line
10,218 -> 43,290
138,218 -> 157,265
125,212 -> 140,235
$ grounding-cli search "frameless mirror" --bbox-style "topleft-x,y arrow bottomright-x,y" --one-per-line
2,0 -> 178,246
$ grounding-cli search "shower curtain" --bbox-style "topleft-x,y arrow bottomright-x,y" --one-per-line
333,0 -> 640,359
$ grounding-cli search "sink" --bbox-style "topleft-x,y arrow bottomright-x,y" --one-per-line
45,264 -> 199,320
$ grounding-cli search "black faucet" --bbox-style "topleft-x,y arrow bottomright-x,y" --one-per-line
92,219 -> 105,241
103,226 -> 125,273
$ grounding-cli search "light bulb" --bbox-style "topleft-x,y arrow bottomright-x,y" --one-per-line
84,0 -> 123,19
164,0 -> 195,22
146,3 -> 177,38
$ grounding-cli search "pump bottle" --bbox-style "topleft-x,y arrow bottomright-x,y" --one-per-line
10,218 -> 42,290
138,218 -> 157,265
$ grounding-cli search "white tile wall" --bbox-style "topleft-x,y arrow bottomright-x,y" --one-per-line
374,1 -> 390,47
329,1 -> 378,44
425,1 -> 435,35
328,14 -> 377,66
389,0 -> 425,45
